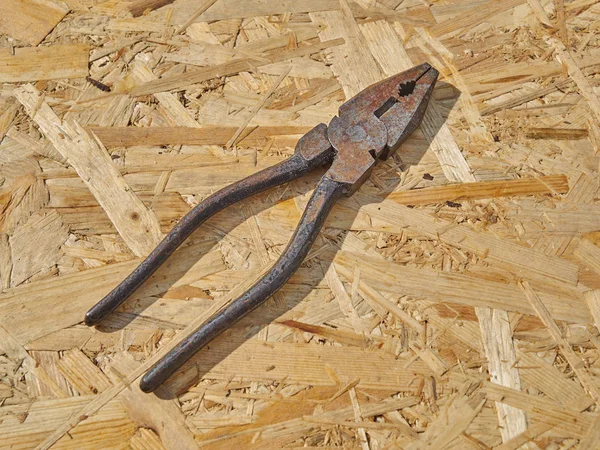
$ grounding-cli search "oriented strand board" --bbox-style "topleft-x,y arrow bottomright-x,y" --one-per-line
387,174 -> 569,205
0,45 -> 89,82
3,0 -> 600,449
14,84 -> 163,257
0,0 -> 69,45
8,210 -> 68,286
88,126 -> 311,147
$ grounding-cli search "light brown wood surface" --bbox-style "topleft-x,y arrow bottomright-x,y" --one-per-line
0,45 -> 89,83
0,0 -> 68,46
1,1 -> 600,449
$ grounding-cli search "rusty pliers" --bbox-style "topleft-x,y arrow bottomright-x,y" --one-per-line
85,63 -> 439,392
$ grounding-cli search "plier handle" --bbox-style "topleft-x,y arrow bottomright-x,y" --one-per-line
85,63 -> 439,392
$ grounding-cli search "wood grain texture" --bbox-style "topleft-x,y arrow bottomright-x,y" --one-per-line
108,353 -> 200,450
88,125 -> 311,147
14,84 -> 163,257
0,45 -> 88,82
387,174 -> 569,205
0,0 -> 68,45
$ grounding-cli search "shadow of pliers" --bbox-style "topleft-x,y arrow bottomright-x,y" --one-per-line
85,63 -> 439,392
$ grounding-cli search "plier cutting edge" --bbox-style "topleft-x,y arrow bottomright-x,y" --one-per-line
85,63 -> 439,392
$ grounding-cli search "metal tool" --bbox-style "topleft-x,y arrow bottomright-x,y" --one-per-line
85,63 -> 439,393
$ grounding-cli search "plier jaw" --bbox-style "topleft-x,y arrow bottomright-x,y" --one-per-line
376,62 -> 439,158
85,64 -> 438,393
326,63 -> 438,192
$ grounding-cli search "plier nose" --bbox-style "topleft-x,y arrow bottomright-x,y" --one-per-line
85,63 -> 439,393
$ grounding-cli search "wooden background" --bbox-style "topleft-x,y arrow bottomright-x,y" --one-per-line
1,0 -> 600,448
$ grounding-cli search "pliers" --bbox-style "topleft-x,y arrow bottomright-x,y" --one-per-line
85,63 -> 439,393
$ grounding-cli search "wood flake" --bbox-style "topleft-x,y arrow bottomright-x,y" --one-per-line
0,0 -> 69,45
8,210 -> 68,286
387,175 -> 568,205
0,45 -> 89,82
